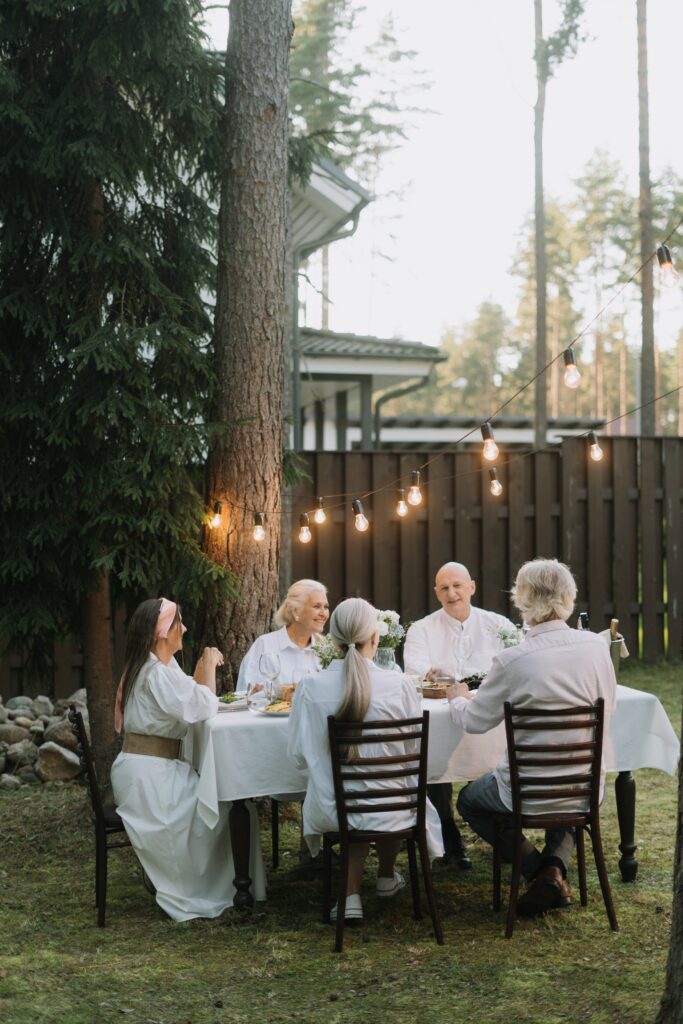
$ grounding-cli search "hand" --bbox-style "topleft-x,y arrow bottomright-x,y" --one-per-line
425,668 -> 438,683
446,682 -> 472,702
202,646 -> 224,668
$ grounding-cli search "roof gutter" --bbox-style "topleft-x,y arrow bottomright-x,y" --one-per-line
373,369 -> 436,450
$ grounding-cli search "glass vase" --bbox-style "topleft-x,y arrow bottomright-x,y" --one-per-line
373,647 -> 396,670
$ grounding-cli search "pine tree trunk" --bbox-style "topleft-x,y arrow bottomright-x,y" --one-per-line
201,0 -> 292,688
81,570 -> 117,791
655,726 -> 683,1022
534,0 -> 548,449
637,0 -> 655,436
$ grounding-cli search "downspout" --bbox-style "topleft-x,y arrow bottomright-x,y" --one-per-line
373,368 -> 436,450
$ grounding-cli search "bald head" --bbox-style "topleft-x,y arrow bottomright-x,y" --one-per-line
434,562 -> 476,621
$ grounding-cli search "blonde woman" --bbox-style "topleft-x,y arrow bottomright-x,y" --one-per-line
288,597 -> 443,923
235,579 -> 329,693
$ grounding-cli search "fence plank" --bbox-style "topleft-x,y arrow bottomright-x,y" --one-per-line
399,454 -> 428,624
587,437 -> 612,631
534,452 -> 556,559
454,452 -> 481,584
481,458 -> 508,615
427,454 -> 452,589
308,452 -> 346,609
372,453 -> 401,610
640,439 -> 664,660
612,439 -> 639,652
663,438 -> 683,660
561,437 -> 588,623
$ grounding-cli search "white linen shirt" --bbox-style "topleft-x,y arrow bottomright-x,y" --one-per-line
122,654 -> 218,738
235,625 -> 321,694
403,605 -> 516,679
449,620 -> 617,813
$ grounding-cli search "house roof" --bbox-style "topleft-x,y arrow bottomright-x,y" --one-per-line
290,158 -> 371,256
300,328 -> 446,363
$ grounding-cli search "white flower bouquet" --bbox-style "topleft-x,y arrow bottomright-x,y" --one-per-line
497,624 -> 524,648
376,609 -> 405,649
312,634 -> 340,669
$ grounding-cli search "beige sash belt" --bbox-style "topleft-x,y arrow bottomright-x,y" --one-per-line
123,732 -> 181,760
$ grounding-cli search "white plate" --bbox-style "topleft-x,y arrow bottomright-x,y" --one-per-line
257,708 -> 291,718
217,699 -> 247,713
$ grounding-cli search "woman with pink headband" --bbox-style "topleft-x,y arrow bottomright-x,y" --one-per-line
111,598 -> 266,920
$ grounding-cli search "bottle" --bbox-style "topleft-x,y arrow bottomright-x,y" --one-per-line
578,611 -> 589,631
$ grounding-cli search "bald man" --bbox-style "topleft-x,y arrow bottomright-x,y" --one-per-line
404,562 -> 516,868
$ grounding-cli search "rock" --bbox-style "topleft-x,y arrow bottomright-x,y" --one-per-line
12,716 -> 35,730
17,765 -> 40,784
29,723 -> 45,745
0,754 -> 5,774
32,696 -> 54,718
53,688 -> 87,716
36,742 -> 81,782
0,723 -> 30,745
44,719 -> 79,751
0,773 -> 21,791
0,706 -> 7,724
8,707 -> 36,721
6,738 -> 39,767
5,696 -> 34,711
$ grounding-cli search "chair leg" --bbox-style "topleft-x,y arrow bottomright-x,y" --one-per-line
335,845 -> 349,953
96,828 -> 107,928
407,838 -> 421,920
322,836 -> 333,924
505,835 -> 523,939
492,824 -> 502,912
271,799 -> 279,870
590,820 -> 619,931
576,826 -> 588,907
417,834 -> 444,945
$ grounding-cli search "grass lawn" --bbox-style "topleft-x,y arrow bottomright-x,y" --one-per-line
1,659 -> 680,1024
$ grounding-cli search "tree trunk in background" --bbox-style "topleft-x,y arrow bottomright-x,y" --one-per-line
534,0 -> 548,449
637,0 -> 655,436
655,727 -> 683,1022
81,570 -> 116,791
619,329 -> 628,435
549,291 -> 559,419
201,0 -> 292,688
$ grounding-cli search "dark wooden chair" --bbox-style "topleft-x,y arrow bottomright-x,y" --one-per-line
493,698 -> 619,938
324,711 -> 444,953
68,704 -> 130,927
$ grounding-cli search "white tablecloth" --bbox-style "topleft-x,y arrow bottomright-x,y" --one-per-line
189,683 -> 679,829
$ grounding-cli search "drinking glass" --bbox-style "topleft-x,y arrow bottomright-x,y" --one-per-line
259,652 -> 281,685
247,681 -> 271,714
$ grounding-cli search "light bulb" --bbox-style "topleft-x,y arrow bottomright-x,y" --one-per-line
657,244 -> 679,288
352,499 -> 369,532
562,349 -> 581,389
588,432 -> 603,462
209,501 -> 222,529
253,512 -> 265,541
481,423 -> 499,462
298,513 -> 312,543
488,469 -> 503,496
396,489 -> 408,517
407,470 -> 422,505
313,497 -> 326,525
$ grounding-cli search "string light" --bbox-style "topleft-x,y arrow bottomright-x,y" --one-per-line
488,468 -> 503,496
209,501 -> 222,529
253,512 -> 265,541
481,422 -> 499,462
562,348 -> 581,389
352,499 -> 369,532
656,244 -> 679,287
298,513 -> 312,543
407,470 -> 422,505
587,431 -> 604,462
396,488 -> 408,517
313,496 -> 326,525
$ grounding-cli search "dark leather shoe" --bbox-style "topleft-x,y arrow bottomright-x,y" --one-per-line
516,865 -> 564,918
441,819 -> 473,870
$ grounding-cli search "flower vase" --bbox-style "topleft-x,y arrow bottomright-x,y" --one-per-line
374,647 -> 396,671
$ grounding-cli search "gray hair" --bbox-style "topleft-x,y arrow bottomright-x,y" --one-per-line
329,597 -> 377,727
512,559 -> 577,624
273,578 -> 327,628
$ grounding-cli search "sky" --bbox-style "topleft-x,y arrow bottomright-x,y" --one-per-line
202,0 -> 683,351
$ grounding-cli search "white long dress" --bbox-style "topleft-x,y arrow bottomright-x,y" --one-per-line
111,654 -> 266,921
288,659 -> 444,861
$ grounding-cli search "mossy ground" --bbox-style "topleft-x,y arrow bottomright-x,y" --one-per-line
1,660 -> 679,1024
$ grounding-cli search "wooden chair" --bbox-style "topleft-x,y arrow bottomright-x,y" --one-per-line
324,711 -> 444,953
68,704 -> 130,927
493,698 -> 618,938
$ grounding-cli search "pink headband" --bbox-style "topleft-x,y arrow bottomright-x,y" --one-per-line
155,598 -> 185,638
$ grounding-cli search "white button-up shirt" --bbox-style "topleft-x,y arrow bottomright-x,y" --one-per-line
235,625 -> 321,694
403,606 -> 516,679
449,620 -> 617,812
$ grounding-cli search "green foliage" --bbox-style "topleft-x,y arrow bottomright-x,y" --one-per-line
0,0 -> 236,660
536,0 -> 588,81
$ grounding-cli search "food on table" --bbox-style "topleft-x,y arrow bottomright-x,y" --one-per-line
422,683 -> 447,699
263,700 -> 291,714
219,692 -> 242,704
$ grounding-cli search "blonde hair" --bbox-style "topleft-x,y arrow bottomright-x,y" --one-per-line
329,598 -> 378,727
512,558 -> 577,624
273,579 -> 327,628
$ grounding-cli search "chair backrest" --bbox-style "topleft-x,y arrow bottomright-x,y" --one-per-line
327,711 -> 430,839
68,703 -> 104,822
504,699 -> 605,819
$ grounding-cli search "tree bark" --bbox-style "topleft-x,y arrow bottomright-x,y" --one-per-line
637,0 -> 655,436
534,0 -> 548,449
201,0 -> 292,688
81,570 -> 117,791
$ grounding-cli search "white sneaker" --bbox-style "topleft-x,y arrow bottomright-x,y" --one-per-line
376,871 -> 406,898
330,894 -> 363,921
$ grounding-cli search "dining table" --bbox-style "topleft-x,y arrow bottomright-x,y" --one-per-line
187,683 -> 679,908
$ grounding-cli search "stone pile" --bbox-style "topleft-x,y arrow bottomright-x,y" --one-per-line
0,689 -> 88,790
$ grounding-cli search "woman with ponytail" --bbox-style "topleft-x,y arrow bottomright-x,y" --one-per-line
111,598 -> 266,920
288,598 -> 443,923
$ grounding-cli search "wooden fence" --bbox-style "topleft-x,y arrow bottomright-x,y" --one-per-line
291,437 -> 683,661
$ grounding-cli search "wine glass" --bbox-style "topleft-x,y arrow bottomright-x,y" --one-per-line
246,680 -> 271,714
259,652 -> 281,690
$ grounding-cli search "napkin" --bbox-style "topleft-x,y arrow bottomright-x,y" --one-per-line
598,628 -> 629,658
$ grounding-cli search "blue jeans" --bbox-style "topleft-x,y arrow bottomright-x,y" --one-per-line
456,772 -> 576,880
